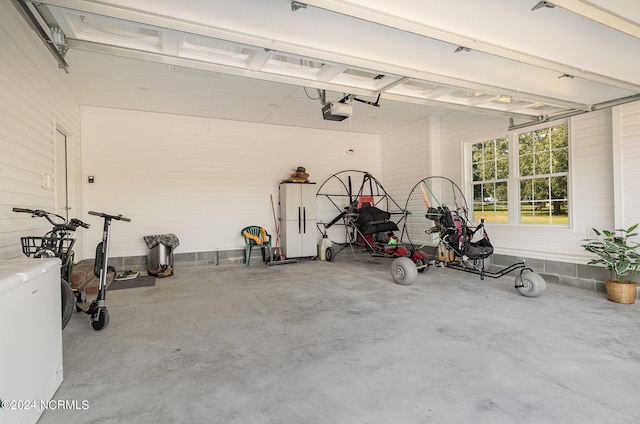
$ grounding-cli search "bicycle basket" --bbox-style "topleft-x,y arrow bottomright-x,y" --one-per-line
20,236 -> 75,258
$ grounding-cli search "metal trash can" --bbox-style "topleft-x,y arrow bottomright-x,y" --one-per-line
143,234 -> 179,271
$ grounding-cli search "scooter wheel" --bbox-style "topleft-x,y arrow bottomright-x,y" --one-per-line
91,308 -> 110,331
391,257 -> 418,285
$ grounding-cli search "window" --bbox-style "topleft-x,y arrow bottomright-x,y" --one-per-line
471,138 -> 509,223
518,123 -> 569,225
468,121 -> 569,226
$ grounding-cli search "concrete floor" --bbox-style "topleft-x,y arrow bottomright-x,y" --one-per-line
39,251 -> 640,424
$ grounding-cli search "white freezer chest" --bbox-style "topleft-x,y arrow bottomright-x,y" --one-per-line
0,258 -> 62,424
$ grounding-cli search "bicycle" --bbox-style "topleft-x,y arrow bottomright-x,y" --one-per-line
13,207 -> 90,329
76,211 -> 131,331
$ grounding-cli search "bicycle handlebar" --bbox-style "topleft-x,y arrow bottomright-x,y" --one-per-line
70,218 -> 90,229
88,211 -> 131,222
13,207 -> 34,214
14,207 -> 65,225
13,207 -> 46,217
14,207 -> 91,230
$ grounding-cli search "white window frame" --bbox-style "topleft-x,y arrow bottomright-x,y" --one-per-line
467,137 -> 510,224
464,119 -> 572,227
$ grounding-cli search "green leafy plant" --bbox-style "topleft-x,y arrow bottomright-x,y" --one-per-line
582,223 -> 640,283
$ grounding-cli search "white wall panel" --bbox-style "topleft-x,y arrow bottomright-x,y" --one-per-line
618,101 -> 640,230
81,106 -> 380,258
438,111 -> 508,186
0,2 -> 82,260
571,109 -> 614,234
380,118 -> 430,209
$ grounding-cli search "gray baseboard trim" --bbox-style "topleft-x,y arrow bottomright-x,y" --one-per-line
491,253 -> 638,298
80,249 -> 248,273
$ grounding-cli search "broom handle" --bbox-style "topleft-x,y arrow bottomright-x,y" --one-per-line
270,194 -> 283,256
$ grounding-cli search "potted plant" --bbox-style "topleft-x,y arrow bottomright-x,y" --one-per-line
582,223 -> 640,304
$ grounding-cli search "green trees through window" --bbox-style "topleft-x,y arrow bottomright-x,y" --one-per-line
470,122 -> 569,225
472,138 -> 509,223
518,124 -> 569,224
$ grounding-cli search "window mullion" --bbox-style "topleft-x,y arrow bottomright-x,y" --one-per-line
509,132 -> 519,225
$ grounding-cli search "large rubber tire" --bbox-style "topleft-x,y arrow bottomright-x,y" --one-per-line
61,279 -> 74,330
391,257 -> 418,285
515,270 -> 546,297
91,308 -> 110,331
325,246 -> 334,262
62,251 -> 75,285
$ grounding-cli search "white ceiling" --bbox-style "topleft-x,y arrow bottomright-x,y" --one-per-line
19,0 -> 640,134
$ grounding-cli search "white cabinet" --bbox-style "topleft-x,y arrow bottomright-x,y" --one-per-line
0,258 -> 62,424
279,183 -> 317,258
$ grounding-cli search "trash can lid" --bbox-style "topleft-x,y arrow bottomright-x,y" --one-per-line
143,234 -> 180,249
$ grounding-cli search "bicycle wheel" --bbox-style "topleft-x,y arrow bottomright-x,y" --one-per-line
61,278 -> 74,329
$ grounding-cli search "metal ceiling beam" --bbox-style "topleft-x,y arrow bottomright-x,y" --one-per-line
67,39 -> 539,120
66,38 -> 387,99
550,0 -> 640,39
375,76 -> 409,92
302,0 -> 640,93
422,86 -> 458,100
467,94 -> 500,106
12,0 -> 69,72
508,93 -> 640,130
380,92 -> 537,120
316,64 -> 348,82
246,49 -> 274,71
160,30 -> 180,56
34,0 -> 596,112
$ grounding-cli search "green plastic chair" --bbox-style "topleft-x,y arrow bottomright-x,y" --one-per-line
241,226 -> 273,266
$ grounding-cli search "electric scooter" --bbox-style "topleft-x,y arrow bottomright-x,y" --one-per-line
77,210 -> 130,331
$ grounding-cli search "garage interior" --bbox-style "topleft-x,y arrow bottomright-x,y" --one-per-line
2,0 -> 640,423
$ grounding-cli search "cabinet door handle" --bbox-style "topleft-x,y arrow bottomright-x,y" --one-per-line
298,207 -> 301,233
303,207 -> 306,233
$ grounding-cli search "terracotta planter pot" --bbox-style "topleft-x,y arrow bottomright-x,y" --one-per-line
604,280 -> 638,304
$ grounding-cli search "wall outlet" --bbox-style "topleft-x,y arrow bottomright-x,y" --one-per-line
41,173 -> 51,189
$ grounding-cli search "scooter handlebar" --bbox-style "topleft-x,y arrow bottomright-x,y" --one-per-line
89,211 -> 131,222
